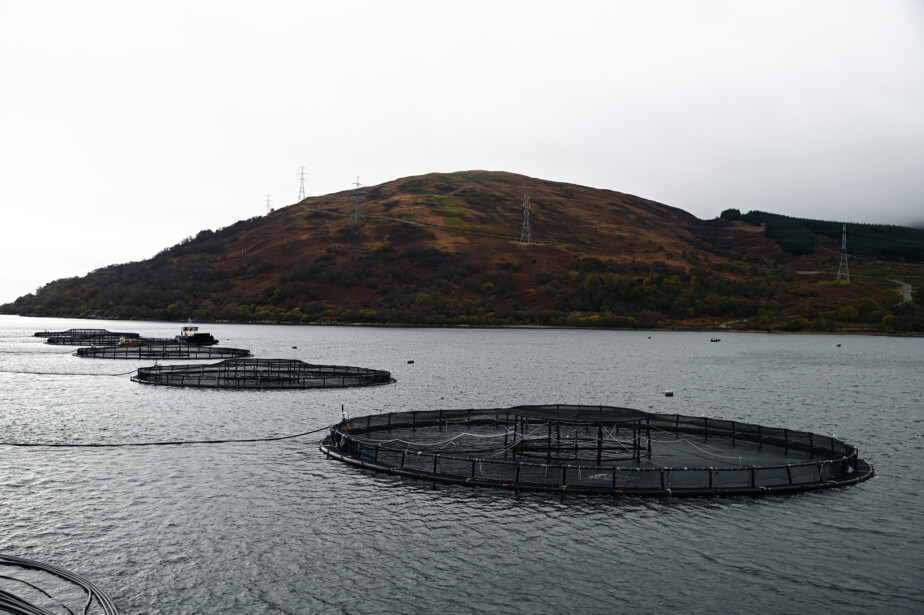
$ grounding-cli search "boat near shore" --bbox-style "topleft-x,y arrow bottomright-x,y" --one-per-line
117,323 -> 218,347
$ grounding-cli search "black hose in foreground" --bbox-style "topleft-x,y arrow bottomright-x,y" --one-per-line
0,553 -> 119,615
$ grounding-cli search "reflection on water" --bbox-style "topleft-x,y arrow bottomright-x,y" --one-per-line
0,316 -> 922,614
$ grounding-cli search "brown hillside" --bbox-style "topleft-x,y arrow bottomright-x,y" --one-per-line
4,170 -> 921,332
219,170 -> 786,303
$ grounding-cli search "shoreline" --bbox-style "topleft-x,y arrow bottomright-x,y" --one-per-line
4,313 -> 921,338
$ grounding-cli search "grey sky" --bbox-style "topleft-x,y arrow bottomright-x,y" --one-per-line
1,0 -> 922,303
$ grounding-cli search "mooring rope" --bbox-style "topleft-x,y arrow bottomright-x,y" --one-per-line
0,426 -> 329,449
0,350 -> 75,356
352,427 -> 518,449
0,369 -> 138,377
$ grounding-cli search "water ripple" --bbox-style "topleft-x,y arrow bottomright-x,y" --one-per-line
1,317 -> 922,614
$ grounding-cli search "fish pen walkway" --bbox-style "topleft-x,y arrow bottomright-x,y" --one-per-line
76,343 -> 251,360
132,358 -> 395,389
320,404 -> 874,497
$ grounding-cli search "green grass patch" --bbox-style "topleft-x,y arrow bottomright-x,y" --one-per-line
442,217 -> 468,229
429,195 -> 460,214
397,179 -> 428,194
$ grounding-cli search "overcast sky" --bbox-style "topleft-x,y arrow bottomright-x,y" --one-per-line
1,1 -> 922,304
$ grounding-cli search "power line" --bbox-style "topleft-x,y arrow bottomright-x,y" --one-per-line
837,223 -> 850,283
297,166 -> 308,201
350,176 -> 365,223
519,192 -> 531,243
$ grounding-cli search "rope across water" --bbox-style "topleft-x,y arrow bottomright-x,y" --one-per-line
0,369 -> 138,377
0,426 -> 329,448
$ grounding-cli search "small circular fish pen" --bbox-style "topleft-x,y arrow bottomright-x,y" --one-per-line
37,328 -> 141,346
320,405 -> 874,497
76,344 -> 251,360
132,358 -> 395,389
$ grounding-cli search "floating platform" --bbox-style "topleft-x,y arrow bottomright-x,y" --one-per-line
132,358 -> 394,389
320,404 -> 874,497
76,343 -> 251,360
37,328 -> 141,345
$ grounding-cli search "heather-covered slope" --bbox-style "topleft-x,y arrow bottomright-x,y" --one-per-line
3,171 -> 922,332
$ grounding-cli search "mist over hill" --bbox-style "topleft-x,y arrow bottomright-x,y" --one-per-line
3,171 -> 923,332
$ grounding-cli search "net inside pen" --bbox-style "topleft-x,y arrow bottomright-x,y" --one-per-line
132,358 -> 394,389
320,405 -> 874,496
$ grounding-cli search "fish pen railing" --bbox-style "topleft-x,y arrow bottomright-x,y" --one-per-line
76,344 -> 251,360
35,328 -> 136,338
132,358 -> 395,389
46,333 -> 142,346
320,405 -> 873,496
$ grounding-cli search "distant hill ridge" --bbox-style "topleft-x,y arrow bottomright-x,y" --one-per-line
3,170 -> 923,332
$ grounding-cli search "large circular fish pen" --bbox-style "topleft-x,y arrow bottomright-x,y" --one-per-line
320,405 -> 874,497
132,358 -> 394,389
75,343 -> 251,360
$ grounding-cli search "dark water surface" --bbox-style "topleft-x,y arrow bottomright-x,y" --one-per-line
1,316 -> 922,614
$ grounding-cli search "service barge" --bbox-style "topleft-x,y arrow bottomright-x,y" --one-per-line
175,323 -> 218,345
117,323 -> 219,346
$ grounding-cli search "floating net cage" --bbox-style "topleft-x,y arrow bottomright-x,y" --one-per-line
320,405 -> 874,497
131,358 -> 395,389
75,343 -> 251,360
35,328 -> 134,338
0,553 -> 119,614
36,329 -> 141,346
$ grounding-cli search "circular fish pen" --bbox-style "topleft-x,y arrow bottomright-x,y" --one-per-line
37,329 -> 141,346
75,343 -> 251,360
0,553 -> 119,614
320,405 -> 874,497
132,358 -> 395,389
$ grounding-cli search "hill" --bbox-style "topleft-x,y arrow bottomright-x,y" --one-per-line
3,170 -> 923,332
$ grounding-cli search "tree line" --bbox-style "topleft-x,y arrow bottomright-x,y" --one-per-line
4,243 -> 921,333
720,209 -> 924,261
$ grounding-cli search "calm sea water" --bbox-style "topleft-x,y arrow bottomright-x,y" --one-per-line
0,315 -> 922,614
